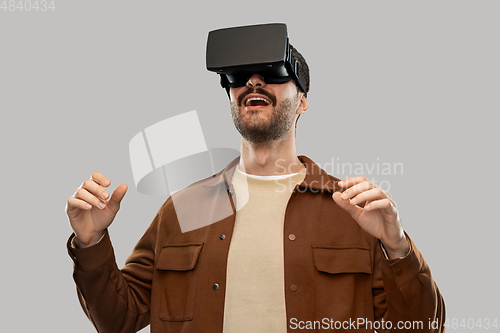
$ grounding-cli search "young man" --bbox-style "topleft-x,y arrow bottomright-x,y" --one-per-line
66,29 -> 445,333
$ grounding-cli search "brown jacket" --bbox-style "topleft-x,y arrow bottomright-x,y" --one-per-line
67,155 -> 445,332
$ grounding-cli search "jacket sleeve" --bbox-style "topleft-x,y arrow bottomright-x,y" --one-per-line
372,232 -> 446,332
67,212 -> 160,333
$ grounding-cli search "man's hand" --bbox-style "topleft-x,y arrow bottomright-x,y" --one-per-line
66,172 -> 128,248
332,176 -> 409,258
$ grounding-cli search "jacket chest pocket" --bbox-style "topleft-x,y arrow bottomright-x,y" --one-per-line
156,243 -> 203,322
312,246 -> 372,322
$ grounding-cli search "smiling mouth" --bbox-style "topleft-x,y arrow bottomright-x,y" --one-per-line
245,97 -> 271,107
242,94 -> 273,108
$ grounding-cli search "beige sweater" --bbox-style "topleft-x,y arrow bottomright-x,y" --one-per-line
223,165 -> 307,333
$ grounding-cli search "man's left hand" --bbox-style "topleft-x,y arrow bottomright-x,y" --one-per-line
332,176 -> 409,258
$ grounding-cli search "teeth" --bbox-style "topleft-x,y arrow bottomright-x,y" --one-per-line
245,97 -> 271,106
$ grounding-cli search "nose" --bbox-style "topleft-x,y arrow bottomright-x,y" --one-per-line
246,74 -> 266,88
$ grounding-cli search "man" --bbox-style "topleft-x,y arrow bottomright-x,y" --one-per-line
66,24 -> 445,332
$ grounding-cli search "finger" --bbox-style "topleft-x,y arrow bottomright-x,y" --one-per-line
332,191 -> 364,216
364,198 -> 398,216
348,187 -> 392,206
340,180 -> 375,200
75,187 -> 107,210
90,171 -> 111,187
67,196 -> 93,212
81,179 -> 109,201
106,184 -> 128,213
337,176 -> 369,189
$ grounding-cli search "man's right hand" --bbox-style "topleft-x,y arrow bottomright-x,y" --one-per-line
66,172 -> 128,248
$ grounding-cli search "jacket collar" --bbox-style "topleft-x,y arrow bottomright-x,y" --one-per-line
201,155 -> 340,192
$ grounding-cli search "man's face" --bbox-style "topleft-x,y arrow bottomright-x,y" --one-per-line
229,74 -> 307,144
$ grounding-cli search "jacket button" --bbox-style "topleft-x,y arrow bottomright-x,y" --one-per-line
290,284 -> 298,292
395,268 -> 403,276
213,283 -> 219,290
219,234 -> 226,240
288,234 -> 296,241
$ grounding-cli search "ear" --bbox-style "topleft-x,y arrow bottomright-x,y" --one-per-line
297,93 -> 308,114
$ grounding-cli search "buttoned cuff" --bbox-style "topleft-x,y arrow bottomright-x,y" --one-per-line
380,231 -> 422,288
67,230 -> 115,272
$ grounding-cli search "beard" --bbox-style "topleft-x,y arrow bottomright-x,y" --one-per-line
230,88 -> 299,144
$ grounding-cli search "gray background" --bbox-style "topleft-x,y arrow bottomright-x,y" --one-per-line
1,0 -> 498,332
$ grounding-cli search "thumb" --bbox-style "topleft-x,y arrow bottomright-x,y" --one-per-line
332,191 -> 361,217
107,184 -> 128,213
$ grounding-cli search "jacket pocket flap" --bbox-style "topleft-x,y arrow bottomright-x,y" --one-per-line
312,247 -> 372,274
156,243 -> 203,271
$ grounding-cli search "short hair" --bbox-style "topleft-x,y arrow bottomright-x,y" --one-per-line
289,44 -> 309,128
289,43 -> 310,95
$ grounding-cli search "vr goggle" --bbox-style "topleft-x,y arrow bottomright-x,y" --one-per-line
206,23 -> 307,96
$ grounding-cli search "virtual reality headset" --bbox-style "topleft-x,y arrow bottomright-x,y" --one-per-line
206,23 -> 307,96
